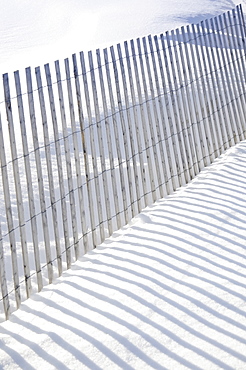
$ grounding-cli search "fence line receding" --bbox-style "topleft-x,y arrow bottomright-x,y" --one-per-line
0,5 -> 246,320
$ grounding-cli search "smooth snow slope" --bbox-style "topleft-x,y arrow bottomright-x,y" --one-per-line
0,140 -> 245,369
0,0 -> 242,74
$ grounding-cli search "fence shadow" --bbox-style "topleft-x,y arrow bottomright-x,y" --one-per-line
1,4 -> 246,321
0,140 -> 245,369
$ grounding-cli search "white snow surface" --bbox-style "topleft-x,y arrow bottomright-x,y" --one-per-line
1,0 -> 246,368
0,0 -> 243,74
0,140 -> 246,369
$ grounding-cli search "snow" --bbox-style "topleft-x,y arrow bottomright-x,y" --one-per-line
0,0 -> 243,74
0,0 -> 246,368
0,139 -> 246,369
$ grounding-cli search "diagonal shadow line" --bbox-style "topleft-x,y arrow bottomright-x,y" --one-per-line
165,209 -> 246,251
169,189 -> 246,218
89,253 -> 246,328
149,214 -> 246,269
207,168 -> 246,184
205,160 -> 246,175
129,224 -> 246,279
125,228 -> 246,294
0,327 -> 70,370
18,302 -> 166,370
163,192 -> 246,228
32,287 -> 234,370
56,279 -> 246,346
176,199 -> 246,222
183,183 -> 246,207
161,189 -> 246,220
183,189 -> 246,212
129,212 -> 246,271
161,209 -> 246,236
10,314 -> 136,370
224,163 -> 246,173
183,171 -> 245,195
56,279 -> 241,369
31,290 -> 203,370
68,272 -> 246,365
209,162 -> 246,175
220,170 -> 246,183
203,181 -> 246,195
166,201 -> 246,236
155,203 -> 246,256
157,202 -> 246,235
0,341 -> 36,370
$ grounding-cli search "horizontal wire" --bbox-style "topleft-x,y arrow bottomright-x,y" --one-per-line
0,63 -> 245,242
1,48 -> 245,172
1,83 -> 245,243
0,6 -> 245,306
1,122 -> 245,304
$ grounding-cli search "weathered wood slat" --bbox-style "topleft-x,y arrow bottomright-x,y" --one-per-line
35,67 -> 56,282
231,8 -> 246,138
117,43 -> 143,214
206,18 -> 232,150
124,41 -> 149,207
88,51 -> 113,237
110,45 -> 137,218
0,221 -> 10,319
96,49 -> 122,230
200,23 -> 238,152
104,47 -> 129,225
64,58 -> 89,254
175,28 -> 206,174
223,13 -> 245,140
236,5 -> 246,92
231,8 -> 246,136
55,60 -> 79,260
44,63 -> 72,268
185,24 -> 225,162
153,36 -> 174,194
191,23 -> 223,158
148,35 -> 174,194
3,74 -> 32,300
167,30 -> 197,180
72,53 -> 98,248
136,38 -> 161,200
130,39 -> 156,204
143,36 -> 168,197
199,21 -> 226,156
160,33 -> 184,189
14,71 -> 42,290
0,110 -> 21,310
214,16 -> 240,145
25,67 -> 49,287
80,51 -> 105,244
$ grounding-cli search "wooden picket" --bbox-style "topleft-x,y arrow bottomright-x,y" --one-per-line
3,74 -> 32,300
0,5 -> 246,320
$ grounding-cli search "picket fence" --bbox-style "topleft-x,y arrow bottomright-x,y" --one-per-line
0,5 -> 246,320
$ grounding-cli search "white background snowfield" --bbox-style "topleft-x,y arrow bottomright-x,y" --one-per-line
0,0 -> 245,369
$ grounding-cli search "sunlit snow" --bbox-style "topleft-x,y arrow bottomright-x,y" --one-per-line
0,0 -> 245,369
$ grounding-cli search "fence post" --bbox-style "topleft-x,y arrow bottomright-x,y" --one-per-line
55,60 -> 80,260
88,51 -> 113,237
72,53 -> 98,248
35,67 -> 56,282
96,49 -> 122,230
3,73 -> 32,300
64,58 -> 89,254
0,211 -> 10,319
104,48 -> 130,225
